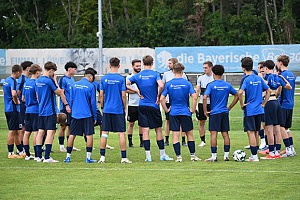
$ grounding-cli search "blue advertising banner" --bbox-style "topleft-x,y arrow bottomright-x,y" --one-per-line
155,44 -> 300,73
0,49 -> 6,65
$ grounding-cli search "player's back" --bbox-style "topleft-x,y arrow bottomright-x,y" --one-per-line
3,76 -> 17,112
100,73 -> 126,114
280,70 -> 295,109
58,75 -> 74,110
23,79 -> 39,113
17,74 -> 29,101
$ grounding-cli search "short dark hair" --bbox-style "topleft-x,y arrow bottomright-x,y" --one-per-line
132,59 -> 141,66
168,58 -> 178,65
44,61 -> 57,71
29,64 -> 42,74
85,67 -> 97,75
203,61 -> 213,67
84,69 -> 95,81
21,61 -> 33,70
64,61 -> 77,71
212,65 -> 224,76
277,55 -> 289,66
263,60 -> 275,70
173,63 -> 185,73
142,55 -> 154,66
110,57 -> 120,67
241,57 -> 253,71
12,64 -> 22,73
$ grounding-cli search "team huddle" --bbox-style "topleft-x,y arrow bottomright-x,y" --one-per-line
2,54 -> 296,163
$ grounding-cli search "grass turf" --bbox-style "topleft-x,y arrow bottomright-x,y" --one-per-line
0,95 -> 299,199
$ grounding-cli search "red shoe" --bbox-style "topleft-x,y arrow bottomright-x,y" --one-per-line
260,154 -> 276,160
275,154 -> 281,159
280,149 -> 286,154
259,149 -> 269,155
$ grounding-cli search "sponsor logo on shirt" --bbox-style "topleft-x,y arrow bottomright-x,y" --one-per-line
36,83 -> 45,87
249,81 -> 261,86
170,84 -> 186,89
104,79 -> 120,84
139,75 -> 154,80
213,85 -> 229,90
74,84 -> 88,89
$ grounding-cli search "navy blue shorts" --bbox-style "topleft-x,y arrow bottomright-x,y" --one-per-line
19,103 -> 26,126
165,103 -> 171,120
94,110 -> 103,126
244,114 -> 263,132
197,103 -> 211,121
169,115 -> 193,132
25,113 -> 39,132
38,114 -> 57,130
281,108 -> 293,129
70,117 -> 95,136
264,100 -> 282,126
127,106 -> 138,122
60,108 -> 72,126
138,106 -> 162,129
102,113 -> 126,132
209,112 -> 230,132
5,112 -> 22,131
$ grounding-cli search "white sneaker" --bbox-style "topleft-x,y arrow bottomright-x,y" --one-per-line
25,155 -> 34,161
43,157 -> 59,163
60,148 -> 67,152
246,156 -> 259,162
244,145 -> 250,149
175,157 -> 183,162
191,155 -> 201,161
36,157 -> 44,162
98,156 -> 105,163
121,158 -> 132,164
72,147 -> 81,151
106,145 -> 114,150
198,141 -> 206,147
205,157 -> 217,162
259,143 -> 267,150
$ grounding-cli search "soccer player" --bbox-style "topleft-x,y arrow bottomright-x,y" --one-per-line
58,62 -> 78,152
17,61 -> 33,152
238,57 -> 271,162
99,57 -> 132,164
3,65 -> 25,158
126,59 -> 143,148
196,61 -> 214,147
64,70 -> 98,163
259,60 -> 292,160
22,64 -> 42,160
277,55 -> 297,156
35,61 -> 69,163
162,58 -> 188,146
127,55 -> 173,162
203,65 -> 239,162
160,62 -> 201,162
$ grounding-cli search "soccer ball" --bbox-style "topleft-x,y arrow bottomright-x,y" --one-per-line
233,150 -> 246,162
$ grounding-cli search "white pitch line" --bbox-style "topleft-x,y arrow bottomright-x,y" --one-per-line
0,166 -> 299,174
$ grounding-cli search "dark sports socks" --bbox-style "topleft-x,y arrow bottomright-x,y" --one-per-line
188,141 -> 195,154
224,145 -> 230,152
200,136 -> 206,143
250,146 -> 257,155
143,140 -> 150,151
157,140 -> 164,150
173,142 -> 181,156
24,145 -> 30,156
165,136 -> 169,142
211,146 -> 217,153
121,150 -> 126,158
58,136 -> 64,145
44,144 -> 52,159
128,135 -> 133,145
100,148 -> 106,156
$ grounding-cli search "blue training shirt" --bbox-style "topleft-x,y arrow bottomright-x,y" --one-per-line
3,76 -> 19,112
162,78 -> 195,116
23,79 -> 39,114
204,80 -> 237,115
69,78 -> 97,121
240,74 -> 269,117
58,75 -> 75,110
92,81 -> 100,111
280,70 -> 295,109
36,76 -> 58,116
17,74 -> 29,102
129,69 -> 161,109
100,73 -> 126,114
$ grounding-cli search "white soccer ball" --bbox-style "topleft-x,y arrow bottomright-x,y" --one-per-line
233,150 -> 246,162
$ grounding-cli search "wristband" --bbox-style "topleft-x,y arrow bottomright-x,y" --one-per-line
64,104 -> 69,106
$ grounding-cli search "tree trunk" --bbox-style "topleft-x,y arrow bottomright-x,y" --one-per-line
123,0 -> 129,19
273,0 -> 282,43
108,0 -> 114,27
220,0 -> 223,19
102,0 -> 111,29
33,0 -> 40,32
146,0 -> 150,17
74,0 -> 81,24
237,0 -> 241,16
264,0 -> 274,44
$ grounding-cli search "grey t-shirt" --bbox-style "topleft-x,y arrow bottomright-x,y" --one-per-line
126,73 -> 140,106
196,74 -> 214,104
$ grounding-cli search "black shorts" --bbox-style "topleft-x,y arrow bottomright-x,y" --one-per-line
94,110 -> 103,126
209,112 -> 230,132
165,103 -> 171,120
197,103 -> 211,121
60,109 -> 72,126
169,115 -> 193,132
127,106 -> 138,122
264,100 -> 282,126
138,106 -> 162,129
102,113 -> 126,132
25,113 -> 39,132
5,112 -> 22,131
281,108 -> 293,129
70,117 -> 95,136
19,103 -> 26,126
38,114 -> 57,130
243,114 -> 263,132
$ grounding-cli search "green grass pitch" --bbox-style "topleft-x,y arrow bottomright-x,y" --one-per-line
0,95 -> 299,199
